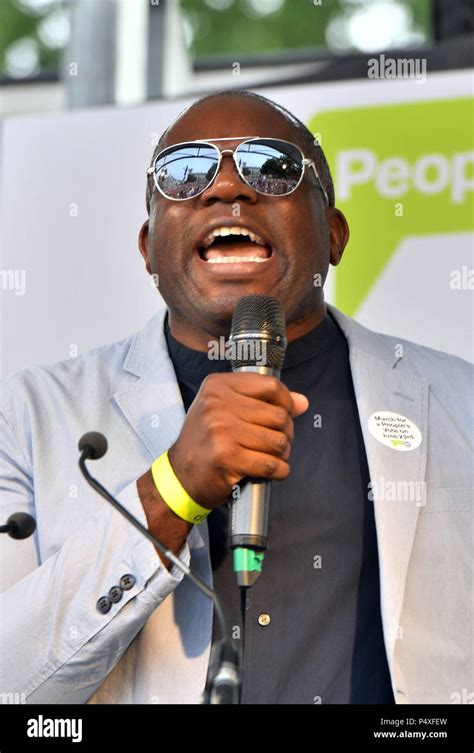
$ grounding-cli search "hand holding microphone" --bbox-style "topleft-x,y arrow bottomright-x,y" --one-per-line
167,295 -> 308,585
167,371 -> 307,510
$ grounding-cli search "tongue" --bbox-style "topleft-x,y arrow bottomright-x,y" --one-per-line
203,240 -> 270,262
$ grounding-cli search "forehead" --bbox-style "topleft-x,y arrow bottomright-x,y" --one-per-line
162,96 -> 303,148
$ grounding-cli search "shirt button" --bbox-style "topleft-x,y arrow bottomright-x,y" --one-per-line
97,596 -> 111,614
108,586 -> 123,603
258,613 -> 271,627
119,574 -> 136,591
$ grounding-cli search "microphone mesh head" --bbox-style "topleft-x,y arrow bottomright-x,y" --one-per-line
230,295 -> 287,371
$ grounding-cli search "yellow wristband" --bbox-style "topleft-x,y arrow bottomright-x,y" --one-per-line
151,451 -> 211,525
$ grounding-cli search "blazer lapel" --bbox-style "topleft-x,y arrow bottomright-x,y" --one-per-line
328,305 -> 429,670
111,304 -> 210,551
113,306 -> 185,458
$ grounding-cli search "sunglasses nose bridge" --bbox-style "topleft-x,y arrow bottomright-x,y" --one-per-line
216,148 -> 239,179
202,146 -> 252,194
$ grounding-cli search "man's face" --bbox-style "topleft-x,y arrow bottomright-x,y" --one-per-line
140,96 -> 347,338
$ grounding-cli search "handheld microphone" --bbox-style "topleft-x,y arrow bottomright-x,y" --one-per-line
77,431 -> 240,704
0,512 -> 36,540
229,295 -> 287,587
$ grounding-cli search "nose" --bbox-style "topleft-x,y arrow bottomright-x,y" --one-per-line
200,150 -> 258,206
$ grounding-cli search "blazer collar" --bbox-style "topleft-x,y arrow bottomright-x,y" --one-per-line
327,303 -> 401,368
122,304 -> 169,378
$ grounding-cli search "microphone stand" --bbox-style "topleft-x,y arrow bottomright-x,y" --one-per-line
203,638 -> 241,705
78,441 -> 240,704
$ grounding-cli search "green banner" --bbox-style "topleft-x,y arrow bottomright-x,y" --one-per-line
308,98 -> 474,314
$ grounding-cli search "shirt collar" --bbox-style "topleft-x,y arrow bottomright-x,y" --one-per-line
164,308 -> 341,375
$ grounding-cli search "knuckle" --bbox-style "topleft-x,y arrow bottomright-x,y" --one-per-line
205,427 -> 226,460
274,433 -> 288,454
263,458 -> 279,476
200,374 -> 215,393
200,373 -> 224,398
272,406 -> 288,427
209,430 -> 228,457
206,415 -> 222,434
200,392 -> 223,419
281,444 -> 291,461
266,376 -> 281,395
200,392 -> 216,413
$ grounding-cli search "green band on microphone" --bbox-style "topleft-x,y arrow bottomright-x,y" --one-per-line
233,547 -> 265,573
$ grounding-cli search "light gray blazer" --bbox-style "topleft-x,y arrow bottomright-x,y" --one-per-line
0,304 -> 472,704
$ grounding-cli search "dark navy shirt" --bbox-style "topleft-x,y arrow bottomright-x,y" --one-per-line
164,309 -> 394,705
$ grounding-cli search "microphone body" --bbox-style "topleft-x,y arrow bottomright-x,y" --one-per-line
229,363 -> 278,553
229,296 -> 287,587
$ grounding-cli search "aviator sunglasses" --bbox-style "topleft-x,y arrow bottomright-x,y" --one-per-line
146,136 -> 329,205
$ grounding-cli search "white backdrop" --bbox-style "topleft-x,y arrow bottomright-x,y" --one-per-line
1,70 -> 472,377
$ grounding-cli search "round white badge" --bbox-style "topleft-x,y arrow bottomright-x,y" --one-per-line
368,411 -> 422,452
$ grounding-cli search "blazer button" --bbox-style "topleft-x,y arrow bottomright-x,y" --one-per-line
109,586 -> 123,603
97,596 -> 111,614
119,574 -> 136,591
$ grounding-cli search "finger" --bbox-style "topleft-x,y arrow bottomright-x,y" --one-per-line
227,373 -> 294,413
234,449 -> 291,482
289,392 -> 309,417
234,420 -> 291,460
231,395 -> 294,440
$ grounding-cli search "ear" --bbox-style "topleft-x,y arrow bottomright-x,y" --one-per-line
138,220 -> 152,275
326,208 -> 350,267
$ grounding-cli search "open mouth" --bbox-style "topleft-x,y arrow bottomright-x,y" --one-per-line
198,226 -> 273,264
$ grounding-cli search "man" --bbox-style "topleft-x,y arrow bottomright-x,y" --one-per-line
0,91 -> 472,705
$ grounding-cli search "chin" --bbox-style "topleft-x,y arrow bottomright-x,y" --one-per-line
199,300 -> 236,333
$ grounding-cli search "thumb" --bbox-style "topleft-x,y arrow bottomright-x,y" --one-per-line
290,391 -> 309,417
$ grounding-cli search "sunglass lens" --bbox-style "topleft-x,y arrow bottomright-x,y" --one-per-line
236,139 -> 303,195
154,144 -> 219,199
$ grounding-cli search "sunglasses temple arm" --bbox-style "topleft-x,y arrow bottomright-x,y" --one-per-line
307,161 -> 329,206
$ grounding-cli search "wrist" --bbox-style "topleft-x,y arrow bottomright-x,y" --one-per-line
151,450 -> 211,525
137,469 -> 192,569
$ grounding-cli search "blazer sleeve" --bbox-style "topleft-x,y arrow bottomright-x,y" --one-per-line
0,404 -> 192,704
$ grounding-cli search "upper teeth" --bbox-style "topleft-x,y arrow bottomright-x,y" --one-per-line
207,256 -> 269,264
202,226 -> 265,249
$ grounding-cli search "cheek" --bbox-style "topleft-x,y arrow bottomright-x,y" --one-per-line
279,195 -> 325,243
149,210 -> 188,272
297,201 -> 329,256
